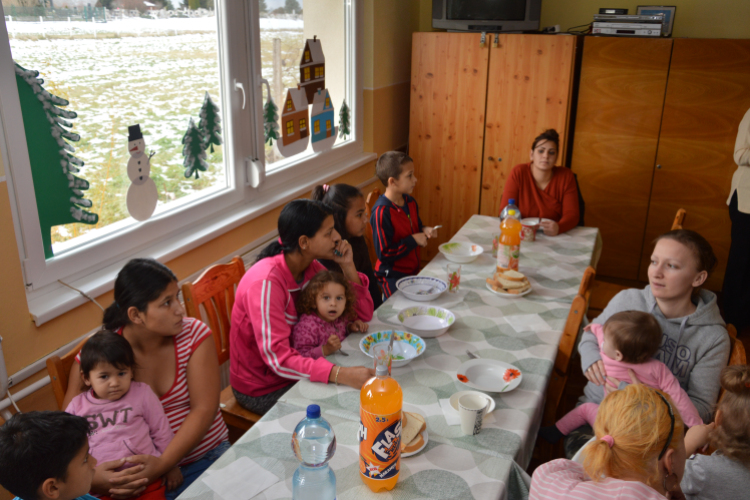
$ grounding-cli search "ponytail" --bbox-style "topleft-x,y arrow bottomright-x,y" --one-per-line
103,259 -> 178,330
256,199 -> 333,264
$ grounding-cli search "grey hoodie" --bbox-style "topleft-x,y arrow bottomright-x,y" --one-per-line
579,286 -> 729,423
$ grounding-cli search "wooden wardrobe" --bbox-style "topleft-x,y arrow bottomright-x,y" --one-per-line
573,37 -> 750,290
409,33 -> 578,262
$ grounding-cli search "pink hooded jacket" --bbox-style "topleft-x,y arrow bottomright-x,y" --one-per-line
229,254 -> 374,397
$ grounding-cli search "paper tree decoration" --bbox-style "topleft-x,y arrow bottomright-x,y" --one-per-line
311,88 -> 336,153
277,86 -> 310,158
263,95 -> 280,146
182,118 -> 208,179
339,99 -> 350,139
14,63 -> 98,259
198,92 -> 222,153
125,125 -> 158,221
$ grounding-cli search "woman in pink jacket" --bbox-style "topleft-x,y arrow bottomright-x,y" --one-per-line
230,199 -> 376,414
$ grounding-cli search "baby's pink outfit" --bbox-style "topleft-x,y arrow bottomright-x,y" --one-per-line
66,381 -> 174,466
556,324 -> 703,434
291,314 -> 351,358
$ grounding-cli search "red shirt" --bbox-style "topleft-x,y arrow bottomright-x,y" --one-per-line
499,163 -> 580,234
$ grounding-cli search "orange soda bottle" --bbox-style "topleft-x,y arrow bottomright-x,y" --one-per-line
498,209 -> 521,271
358,341 -> 403,492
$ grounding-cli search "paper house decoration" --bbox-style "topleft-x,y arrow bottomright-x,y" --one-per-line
311,88 -> 337,153
277,86 -> 310,157
299,36 -> 325,103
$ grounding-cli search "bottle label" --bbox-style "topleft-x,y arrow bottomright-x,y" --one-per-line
358,408 -> 401,481
497,244 -> 520,271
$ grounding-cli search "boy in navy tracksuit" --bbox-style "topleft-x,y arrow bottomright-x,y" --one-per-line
370,151 -> 437,299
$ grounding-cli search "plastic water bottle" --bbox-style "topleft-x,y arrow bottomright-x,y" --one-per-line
500,199 -> 522,221
292,404 -> 337,500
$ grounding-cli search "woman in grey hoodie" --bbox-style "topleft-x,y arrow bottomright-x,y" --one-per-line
570,230 -> 730,456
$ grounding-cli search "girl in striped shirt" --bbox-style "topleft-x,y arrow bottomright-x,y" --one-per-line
531,384 -> 687,499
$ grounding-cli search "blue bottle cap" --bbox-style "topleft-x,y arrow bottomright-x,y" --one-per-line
307,404 -> 321,419
508,199 -> 515,205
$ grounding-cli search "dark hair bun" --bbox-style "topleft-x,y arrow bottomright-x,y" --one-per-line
721,365 -> 750,395
532,129 -> 560,150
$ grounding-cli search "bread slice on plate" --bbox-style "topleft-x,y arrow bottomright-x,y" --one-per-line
497,277 -> 527,289
499,269 -> 526,282
402,433 -> 424,454
400,411 -> 426,451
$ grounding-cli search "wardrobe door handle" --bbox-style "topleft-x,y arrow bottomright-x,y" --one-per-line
656,164 -> 662,169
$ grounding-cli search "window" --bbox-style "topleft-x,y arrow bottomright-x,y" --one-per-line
299,119 -> 307,131
304,67 -> 310,81
321,66 -> 325,77
326,97 -> 331,108
0,1 -> 368,323
314,67 -> 320,78
314,121 -> 321,134
326,120 -> 332,131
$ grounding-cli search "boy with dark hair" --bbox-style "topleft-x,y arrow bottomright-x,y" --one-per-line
371,151 -> 437,298
0,412 -> 97,500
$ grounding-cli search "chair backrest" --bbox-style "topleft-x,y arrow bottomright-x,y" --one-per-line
46,337 -> 89,410
554,266 -> 596,375
182,257 -> 246,365
671,208 -> 687,231
364,188 -> 381,267
714,324 -> 746,407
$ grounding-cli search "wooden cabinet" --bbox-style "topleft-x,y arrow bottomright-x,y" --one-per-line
573,37 -> 750,290
410,33 -> 577,261
571,37 -> 673,280
638,39 -> 750,290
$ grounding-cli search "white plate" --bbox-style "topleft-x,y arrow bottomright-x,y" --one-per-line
449,390 -> 496,414
456,359 -> 523,393
396,305 -> 455,338
439,241 -> 484,264
485,281 -> 532,297
401,404 -> 428,458
396,276 -> 448,302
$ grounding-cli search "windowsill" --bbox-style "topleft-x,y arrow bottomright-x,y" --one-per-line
27,151 -> 376,326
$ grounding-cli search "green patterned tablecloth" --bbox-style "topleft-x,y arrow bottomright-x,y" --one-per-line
178,215 -> 599,500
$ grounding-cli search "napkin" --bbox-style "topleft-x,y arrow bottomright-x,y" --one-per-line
439,398 -> 461,425
202,456 -> 280,500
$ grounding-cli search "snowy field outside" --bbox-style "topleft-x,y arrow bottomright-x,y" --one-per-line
6,15 -> 304,251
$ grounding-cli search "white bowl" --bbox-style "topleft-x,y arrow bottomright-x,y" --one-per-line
396,305 -> 455,338
439,241 -> 484,263
396,276 -> 448,302
359,330 -> 426,368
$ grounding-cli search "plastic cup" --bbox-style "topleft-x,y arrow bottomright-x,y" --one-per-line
458,394 -> 488,435
492,234 -> 500,257
447,264 -> 461,293
520,218 -> 540,242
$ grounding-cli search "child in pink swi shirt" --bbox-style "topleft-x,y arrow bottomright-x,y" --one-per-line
66,331 -> 182,500
540,311 -> 702,444
292,270 -> 369,358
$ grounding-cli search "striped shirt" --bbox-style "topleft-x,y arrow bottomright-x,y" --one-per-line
530,459 -> 666,500
76,318 -> 228,465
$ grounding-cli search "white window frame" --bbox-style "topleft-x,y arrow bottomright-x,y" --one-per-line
0,1 -> 371,325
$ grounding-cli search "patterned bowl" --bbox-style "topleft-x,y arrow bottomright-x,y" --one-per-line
396,306 -> 455,338
359,330 -> 426,368
439,241 -> 484,263
396,276 -> 448,302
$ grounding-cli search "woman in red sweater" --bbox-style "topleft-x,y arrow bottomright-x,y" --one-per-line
499,129 -> 580,236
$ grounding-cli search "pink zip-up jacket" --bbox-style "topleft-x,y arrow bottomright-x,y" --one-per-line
591,323 -> 702,427
230,254 -> 374,397
292,314 -> 351,359
65,381 -> 173,467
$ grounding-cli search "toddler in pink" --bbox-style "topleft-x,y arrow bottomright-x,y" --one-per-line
292,270 -> 369,358
540,311 -> 702,444
65,331 -> 182,497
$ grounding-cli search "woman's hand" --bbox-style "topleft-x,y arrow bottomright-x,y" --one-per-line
584,360 -> 607,386
348,320 -> 368,333
540,219 -> 559,236
330,366 -> 376,389
92,459 -> 149,499
321,334 -> 342,356
163,467 -> 184,491
114,455 -> 168,493
333,239 -> 354,266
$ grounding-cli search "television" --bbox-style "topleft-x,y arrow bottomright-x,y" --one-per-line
432,0 -> 542,32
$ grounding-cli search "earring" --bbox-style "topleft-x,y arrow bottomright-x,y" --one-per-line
663,473 -> 679,492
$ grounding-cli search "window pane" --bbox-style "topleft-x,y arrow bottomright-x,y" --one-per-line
261,0 -> 348,169
6,7 -> 227,256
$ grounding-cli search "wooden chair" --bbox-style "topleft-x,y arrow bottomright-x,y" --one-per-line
364,188 -> 381,267
536,266 -> 596,461
589,208 -> 687,316
182,256 -> 262,431
47,337 -> 89,410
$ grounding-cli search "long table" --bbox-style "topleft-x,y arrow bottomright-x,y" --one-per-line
178,215 -> 599,500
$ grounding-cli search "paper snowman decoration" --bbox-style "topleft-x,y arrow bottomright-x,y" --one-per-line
126,125 -> 158,221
